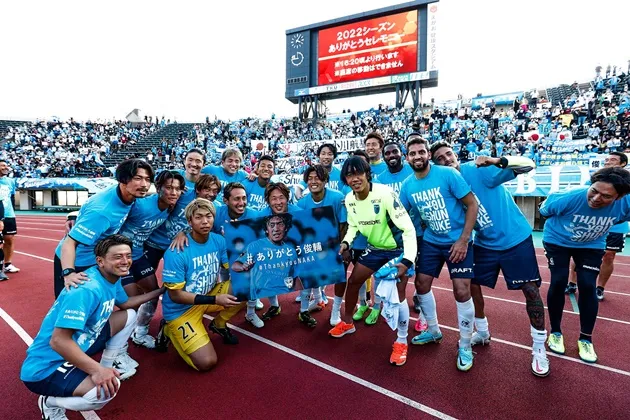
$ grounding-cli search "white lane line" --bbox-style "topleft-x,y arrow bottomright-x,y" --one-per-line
535,254 -> 630,266
17,221 -> 66,226
19,227 -> 65,233
323,295 -> 630,378
203,314 -> 457,420
569,293 -> 580,314
15,251 -> 54,262
18,235 -> 59,242
538,281 -> 630,298
0,306 -> 100,419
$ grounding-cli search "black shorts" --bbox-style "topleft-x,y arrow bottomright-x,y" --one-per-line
53,254 -> 94,298
121,254 -> 156,286
606,232 -> 625,252
2,217 -> 17,235
23,324 -> 110,397
144,245 -> 166,271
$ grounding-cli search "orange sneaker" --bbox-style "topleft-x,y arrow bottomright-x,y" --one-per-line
390,342 -> 408,366
328,321 -> 356,338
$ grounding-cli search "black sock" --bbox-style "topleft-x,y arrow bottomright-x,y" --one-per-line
596,286 -> 604,292
579,333 -> 592,343
4,261 -> 10,268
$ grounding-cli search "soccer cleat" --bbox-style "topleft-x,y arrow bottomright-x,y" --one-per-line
209,321 -> 239,345
390,342 -> 408,366
365,308 -> 381,325
531,350 -> 550,377
0,272 -> 8,281
577,340 -> 598,363
307,299 -> 324,313
329,321 -> 356,338
255,299 -> 264,310
457,347 -> 474,372
330,308 -> 341,327
112,354 -> 138,381
471,331 -> 491,346
298,311 -> 317,328
352,305 -> 370,321
412,294 -> 422,314
411,330 -> 443,345
38,395 -> 68,420
131,326 -> 156,349
596,288 -> 605,301
155,319 -> 170,353
414,315 -> 428,332
564,282 -> 577,294
547,333 -> 565,354
246,313 -> 265,328
261,305 -> 281,321
4,263 -> 20,273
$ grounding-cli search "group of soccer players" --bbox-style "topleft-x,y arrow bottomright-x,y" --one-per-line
19,133 -> 630,419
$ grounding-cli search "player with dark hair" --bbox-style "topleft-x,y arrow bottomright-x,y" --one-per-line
331,156 -> 417,367
430,141 -> 549,377
160,199 -> 245,370
399,137 -> 479,372
201,148 -> 255,202
296,143 -> 342,199
117,170 -> 185,349
244,155 -> 275,211
541,166 -> 630,363
566,151 -> 629,300
21,235 -> 164,419
364,131 -> 387,176
195,174 -> 223,208
0,160 -> 19,274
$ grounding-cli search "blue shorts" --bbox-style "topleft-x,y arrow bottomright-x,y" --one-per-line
23,324 -> 111,397
357,247 -> 403,272
121,254 -> 157,286
473,236 -> 541,290
418,240 -> 474,279
144,245 -> 166,271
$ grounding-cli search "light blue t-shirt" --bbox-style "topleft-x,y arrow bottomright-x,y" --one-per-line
201,165 -> 248,202
299,166 -> 343,193
459,162 -> 532,250
399,164 -> 472,245
118,194 -> 170,260
212,205 -> 261,235
146,172 -> 196,250
20,266 -> 128,382
584,180 -> 630,235
341,185 -> 368,248
161,232 -> 228,321
297,188 -> 347,224
244,179 -> 269,212
540,187 -> 630,249
370,160 -> 387,176
55,186 -> 133,267
236,237 -> 299,298
0,176 -> 16,218
374,164 -> 413,194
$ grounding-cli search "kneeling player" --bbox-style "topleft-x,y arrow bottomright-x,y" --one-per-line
20,235 -> 164,419
160,198 -> 245,371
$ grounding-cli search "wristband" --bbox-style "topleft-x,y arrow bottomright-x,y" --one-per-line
194,295 -> 216,305
62,268 -> 76,277
400,258 -> 414,269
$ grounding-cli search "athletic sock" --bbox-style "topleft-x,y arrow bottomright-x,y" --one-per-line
246,300 -> 256,317
101,309 -> 137,367
456,298 -> 474,349
268,295 -> 279,307
373,279 -> 381,308
396,303 -> 410,344
312,287 -> 323,303
300,289 -> 311,312
332,296 -> 343,313
531,325 -> 547,354
474,317 -> 490,337
135,301 -> 156,329
418,291 -> 440,335
579,333 -> 592,343
596,286 -> 605,292
4,261 -> 10,268
358,282 -> 367,306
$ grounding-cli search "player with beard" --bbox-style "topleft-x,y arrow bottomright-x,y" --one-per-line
364,132 -> 387,176
430,141 -> 549,377
399,137 -> 479,372
117,171 -> 185,349
330,156 -> 417,367
295,143 -> 342,199
541,167 -> 630,363
201,149 -> 256,202
0,160 -> 19,274
244,155 -> 275,211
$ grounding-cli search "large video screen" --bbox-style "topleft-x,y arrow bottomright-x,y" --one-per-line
317,11 -> 418,86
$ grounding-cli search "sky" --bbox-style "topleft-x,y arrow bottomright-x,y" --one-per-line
1,0 -> 628,122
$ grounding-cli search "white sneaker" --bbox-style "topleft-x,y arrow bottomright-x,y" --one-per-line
471,331 -> 491,346
38,396 -> 68,420
246,313 -> 265,328
113,351 -> 139,380
295,294 -> 302,303
4,264 -> 20,273
255,299 -> 264,310
531,350 -> 550,377
330,308 -> 341,327
131,326 -> 156,349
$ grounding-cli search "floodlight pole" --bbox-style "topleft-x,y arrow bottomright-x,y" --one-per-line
395,81 -> 421,110
298,95 -> 326,121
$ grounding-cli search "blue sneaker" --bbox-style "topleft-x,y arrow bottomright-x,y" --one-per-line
457,347 -> 474,372
411,330 -> 443,345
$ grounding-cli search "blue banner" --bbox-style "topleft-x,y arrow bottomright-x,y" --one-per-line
223,207 -> 345,301
16,177 -> 117,194
471,92 -> 524,110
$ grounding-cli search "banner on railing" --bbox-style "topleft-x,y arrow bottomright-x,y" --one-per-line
17,178 -> 118,194
278,137 -> 364,155
503,165 -> 593,196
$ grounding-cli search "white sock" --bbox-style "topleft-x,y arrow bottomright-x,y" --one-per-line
47,381 -> 120,411
531,325 -> 548,354
101,309 -> 137,367
418,291 -> 440,335
373,279 -> 381,308
333,296 -> 343,313
312,287 -> 322,303
300,289 -> 311,312
475,317 -> 489,336
246,300 -> 256,316
358,282 -> 367,306
268,295 -> 279,307
396,303 -> 410,343
456,299 -> 475,349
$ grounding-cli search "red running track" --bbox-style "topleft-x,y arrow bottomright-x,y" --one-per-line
1,215 -> 629,419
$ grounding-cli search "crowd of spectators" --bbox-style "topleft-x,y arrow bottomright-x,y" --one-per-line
3,66 -> 629,178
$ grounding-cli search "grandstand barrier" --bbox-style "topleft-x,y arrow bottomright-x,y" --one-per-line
15,178 -> 117,212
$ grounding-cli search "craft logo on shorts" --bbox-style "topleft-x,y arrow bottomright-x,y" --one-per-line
284,276 -> 294,289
